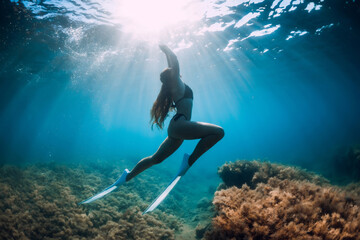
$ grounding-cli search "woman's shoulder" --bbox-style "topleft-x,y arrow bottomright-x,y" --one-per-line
169,74 -> 184,87
169,78 -> 185,98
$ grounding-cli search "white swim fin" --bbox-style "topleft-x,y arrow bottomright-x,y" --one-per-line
79,169 -> 129,204
143,154 -> 190,214
143,175 -> 182,214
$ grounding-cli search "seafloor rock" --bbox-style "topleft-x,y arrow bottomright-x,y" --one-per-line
0,163 -> 181,240
217,160 -> 329,189
203,160 -> 360,240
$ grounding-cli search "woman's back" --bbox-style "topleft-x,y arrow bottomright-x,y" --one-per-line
173,82 -> 193,120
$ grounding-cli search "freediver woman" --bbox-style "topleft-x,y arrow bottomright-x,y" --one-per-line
80,45 -> 224,211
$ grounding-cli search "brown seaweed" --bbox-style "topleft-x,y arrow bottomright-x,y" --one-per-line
203,160 -> 360,240
0,163 -> 182,240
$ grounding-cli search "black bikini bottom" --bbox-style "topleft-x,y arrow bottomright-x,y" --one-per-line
173,113 -> 187,121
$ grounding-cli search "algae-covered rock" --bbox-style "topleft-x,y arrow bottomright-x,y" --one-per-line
218,160 -> 329,189
0,163 -> 182,239
205,160 -> 360,240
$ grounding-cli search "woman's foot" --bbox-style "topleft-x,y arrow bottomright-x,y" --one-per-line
177,153 -> 191,176
114,169 -> 130,186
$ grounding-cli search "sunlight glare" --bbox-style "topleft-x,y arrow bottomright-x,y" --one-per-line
114,0 -> 201,39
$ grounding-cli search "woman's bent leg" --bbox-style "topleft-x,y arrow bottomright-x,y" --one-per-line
169,121 -> 224,166
126,137 -> 183,181
188,132 -> 224,165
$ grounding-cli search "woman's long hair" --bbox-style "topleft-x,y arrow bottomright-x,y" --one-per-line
150,69 -> 174,129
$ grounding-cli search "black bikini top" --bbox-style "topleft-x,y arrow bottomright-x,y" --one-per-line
174,83 -> 193,107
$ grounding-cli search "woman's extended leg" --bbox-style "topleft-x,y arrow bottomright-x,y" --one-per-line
169,120 -> 224,166
126,137 -> 183,181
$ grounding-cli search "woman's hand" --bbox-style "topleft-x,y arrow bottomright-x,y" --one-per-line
159,44 -> 170,53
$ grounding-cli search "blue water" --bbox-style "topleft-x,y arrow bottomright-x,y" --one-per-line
1,0 -> 360,180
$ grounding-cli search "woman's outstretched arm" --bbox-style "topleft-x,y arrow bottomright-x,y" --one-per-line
159,44 -> 180,77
